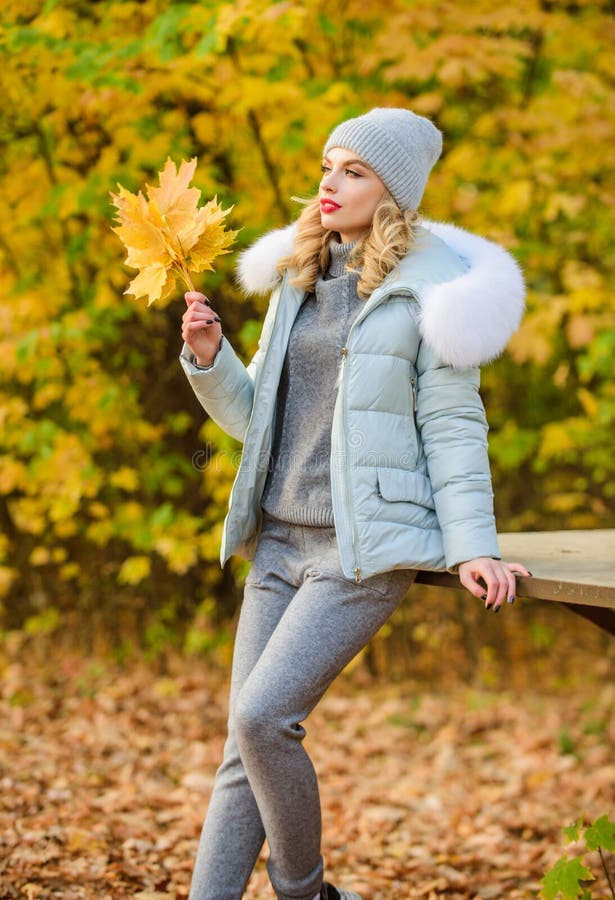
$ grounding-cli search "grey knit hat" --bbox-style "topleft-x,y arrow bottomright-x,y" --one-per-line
323,107 -> 442,211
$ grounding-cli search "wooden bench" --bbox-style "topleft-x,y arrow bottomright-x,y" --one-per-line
415,529 -> 615,636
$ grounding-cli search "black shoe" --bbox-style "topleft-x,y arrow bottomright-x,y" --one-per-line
321,884 -> 362,900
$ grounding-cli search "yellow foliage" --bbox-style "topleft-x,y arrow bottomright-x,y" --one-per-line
153,536 -> 199,574
110,468 -> 140,492
198,521 -> 225,562
152,512 -> 202,574
577,388 -> 599,419
87,502 -> 109,520
28,433 -> 101,522
59,562 -> 80,580
8,499 -> 46,536
0,458 -> 27,494
541,423 -> 576,459
29,547 -> 52,567
0,567 -> 19,599
544,192 -> 587,222
566,315 -> 596,349
496,180 -> 533,218
507,296 -> 568,365
54,519 -> 79,539
561,260 -> 604,293
118,556 -> 152,585
545,493 -> 590,514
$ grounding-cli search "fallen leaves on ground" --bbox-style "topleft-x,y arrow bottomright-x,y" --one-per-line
0,654 -> 613,899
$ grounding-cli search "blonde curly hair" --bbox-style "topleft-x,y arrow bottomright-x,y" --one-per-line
277,192 -> 420,299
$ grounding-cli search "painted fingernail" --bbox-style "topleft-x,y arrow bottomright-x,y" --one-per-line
205,319 -> 214,324
213,316 -> 221,322
481,594 -> 487,601
203,299 -> 211,306
527,571 -> 533,577
508,595 -> 515,604
493,605 -> 500,613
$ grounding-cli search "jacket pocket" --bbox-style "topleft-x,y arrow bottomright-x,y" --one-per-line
376,467 -> 435,510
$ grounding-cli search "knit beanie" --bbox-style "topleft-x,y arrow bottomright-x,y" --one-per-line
322,107 -> 442,212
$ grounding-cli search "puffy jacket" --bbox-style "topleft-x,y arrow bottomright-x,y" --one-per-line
180,221 -> 525,581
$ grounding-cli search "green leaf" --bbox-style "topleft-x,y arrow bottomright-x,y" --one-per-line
16,330 -> 39,363
194,16 -> 220,57
563,817 -> 584,843
151,502 -> 175,528
317,14 -> 336,36
558,728 -> 577,756
24,606 -> 61,636
145,5 -> 191,61
6,26 -> 61,52
541,856 -> 593,900
585,815 -> 615,852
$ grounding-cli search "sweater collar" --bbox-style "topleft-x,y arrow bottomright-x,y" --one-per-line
327,238 -> 357,278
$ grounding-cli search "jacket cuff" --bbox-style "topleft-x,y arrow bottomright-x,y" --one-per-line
434,479 -> 501,569
179,338 -> 224,375
444,528 -> 501,571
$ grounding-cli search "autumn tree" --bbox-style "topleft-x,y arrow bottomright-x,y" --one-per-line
0,0 -> 613,653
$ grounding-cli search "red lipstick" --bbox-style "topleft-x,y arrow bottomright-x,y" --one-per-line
320,199 -> 341,213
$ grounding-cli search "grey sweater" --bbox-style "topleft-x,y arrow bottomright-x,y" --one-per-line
261,240 -> 361,526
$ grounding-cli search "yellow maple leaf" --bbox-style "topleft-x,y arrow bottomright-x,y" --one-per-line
126,262 -> 174,306
189,197 -> 238,273
110,158 -> 236,305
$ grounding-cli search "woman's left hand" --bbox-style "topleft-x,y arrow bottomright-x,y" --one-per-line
458,557 -> 532,612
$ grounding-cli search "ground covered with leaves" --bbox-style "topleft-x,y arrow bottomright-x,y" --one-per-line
0,648 -> 613,899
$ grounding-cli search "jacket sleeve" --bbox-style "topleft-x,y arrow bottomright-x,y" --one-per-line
179,288 -> 279,443
179,338 -> 257,442
414,336 -> 501,569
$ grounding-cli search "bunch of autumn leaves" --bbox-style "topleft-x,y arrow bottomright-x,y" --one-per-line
111,157 -> 236,305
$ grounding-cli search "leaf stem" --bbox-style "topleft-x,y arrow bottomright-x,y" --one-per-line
175,237 -> 196,292
171,261 -> 195,293
599,846 -> 615,898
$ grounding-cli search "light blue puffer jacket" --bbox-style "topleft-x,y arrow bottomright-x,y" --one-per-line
180,221 -> 525,581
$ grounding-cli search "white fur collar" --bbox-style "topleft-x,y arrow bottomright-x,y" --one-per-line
236,220 -> 525,367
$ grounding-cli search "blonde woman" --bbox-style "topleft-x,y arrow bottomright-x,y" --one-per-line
180,107 -> 530,900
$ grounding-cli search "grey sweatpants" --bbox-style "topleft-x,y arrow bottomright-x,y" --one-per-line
188,514 -> 416,900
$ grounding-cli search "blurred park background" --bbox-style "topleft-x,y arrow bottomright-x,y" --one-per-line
1,0 -> 614,685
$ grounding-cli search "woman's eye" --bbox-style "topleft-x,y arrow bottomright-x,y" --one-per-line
320,164 -> 331,174
345,169 -> 361,178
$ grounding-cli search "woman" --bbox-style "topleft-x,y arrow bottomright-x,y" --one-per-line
179,107 -> 530,900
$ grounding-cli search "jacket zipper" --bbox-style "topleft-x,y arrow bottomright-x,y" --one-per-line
410,376 -> 417,411
340,345 -> 362,583
338,288 -> 416,582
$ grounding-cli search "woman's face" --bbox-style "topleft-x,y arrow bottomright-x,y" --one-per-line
319,147 -> 386,243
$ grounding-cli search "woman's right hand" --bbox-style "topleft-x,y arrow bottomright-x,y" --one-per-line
182,291 -> 223,366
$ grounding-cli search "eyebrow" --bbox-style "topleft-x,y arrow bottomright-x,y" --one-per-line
322,155 -> 372,170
